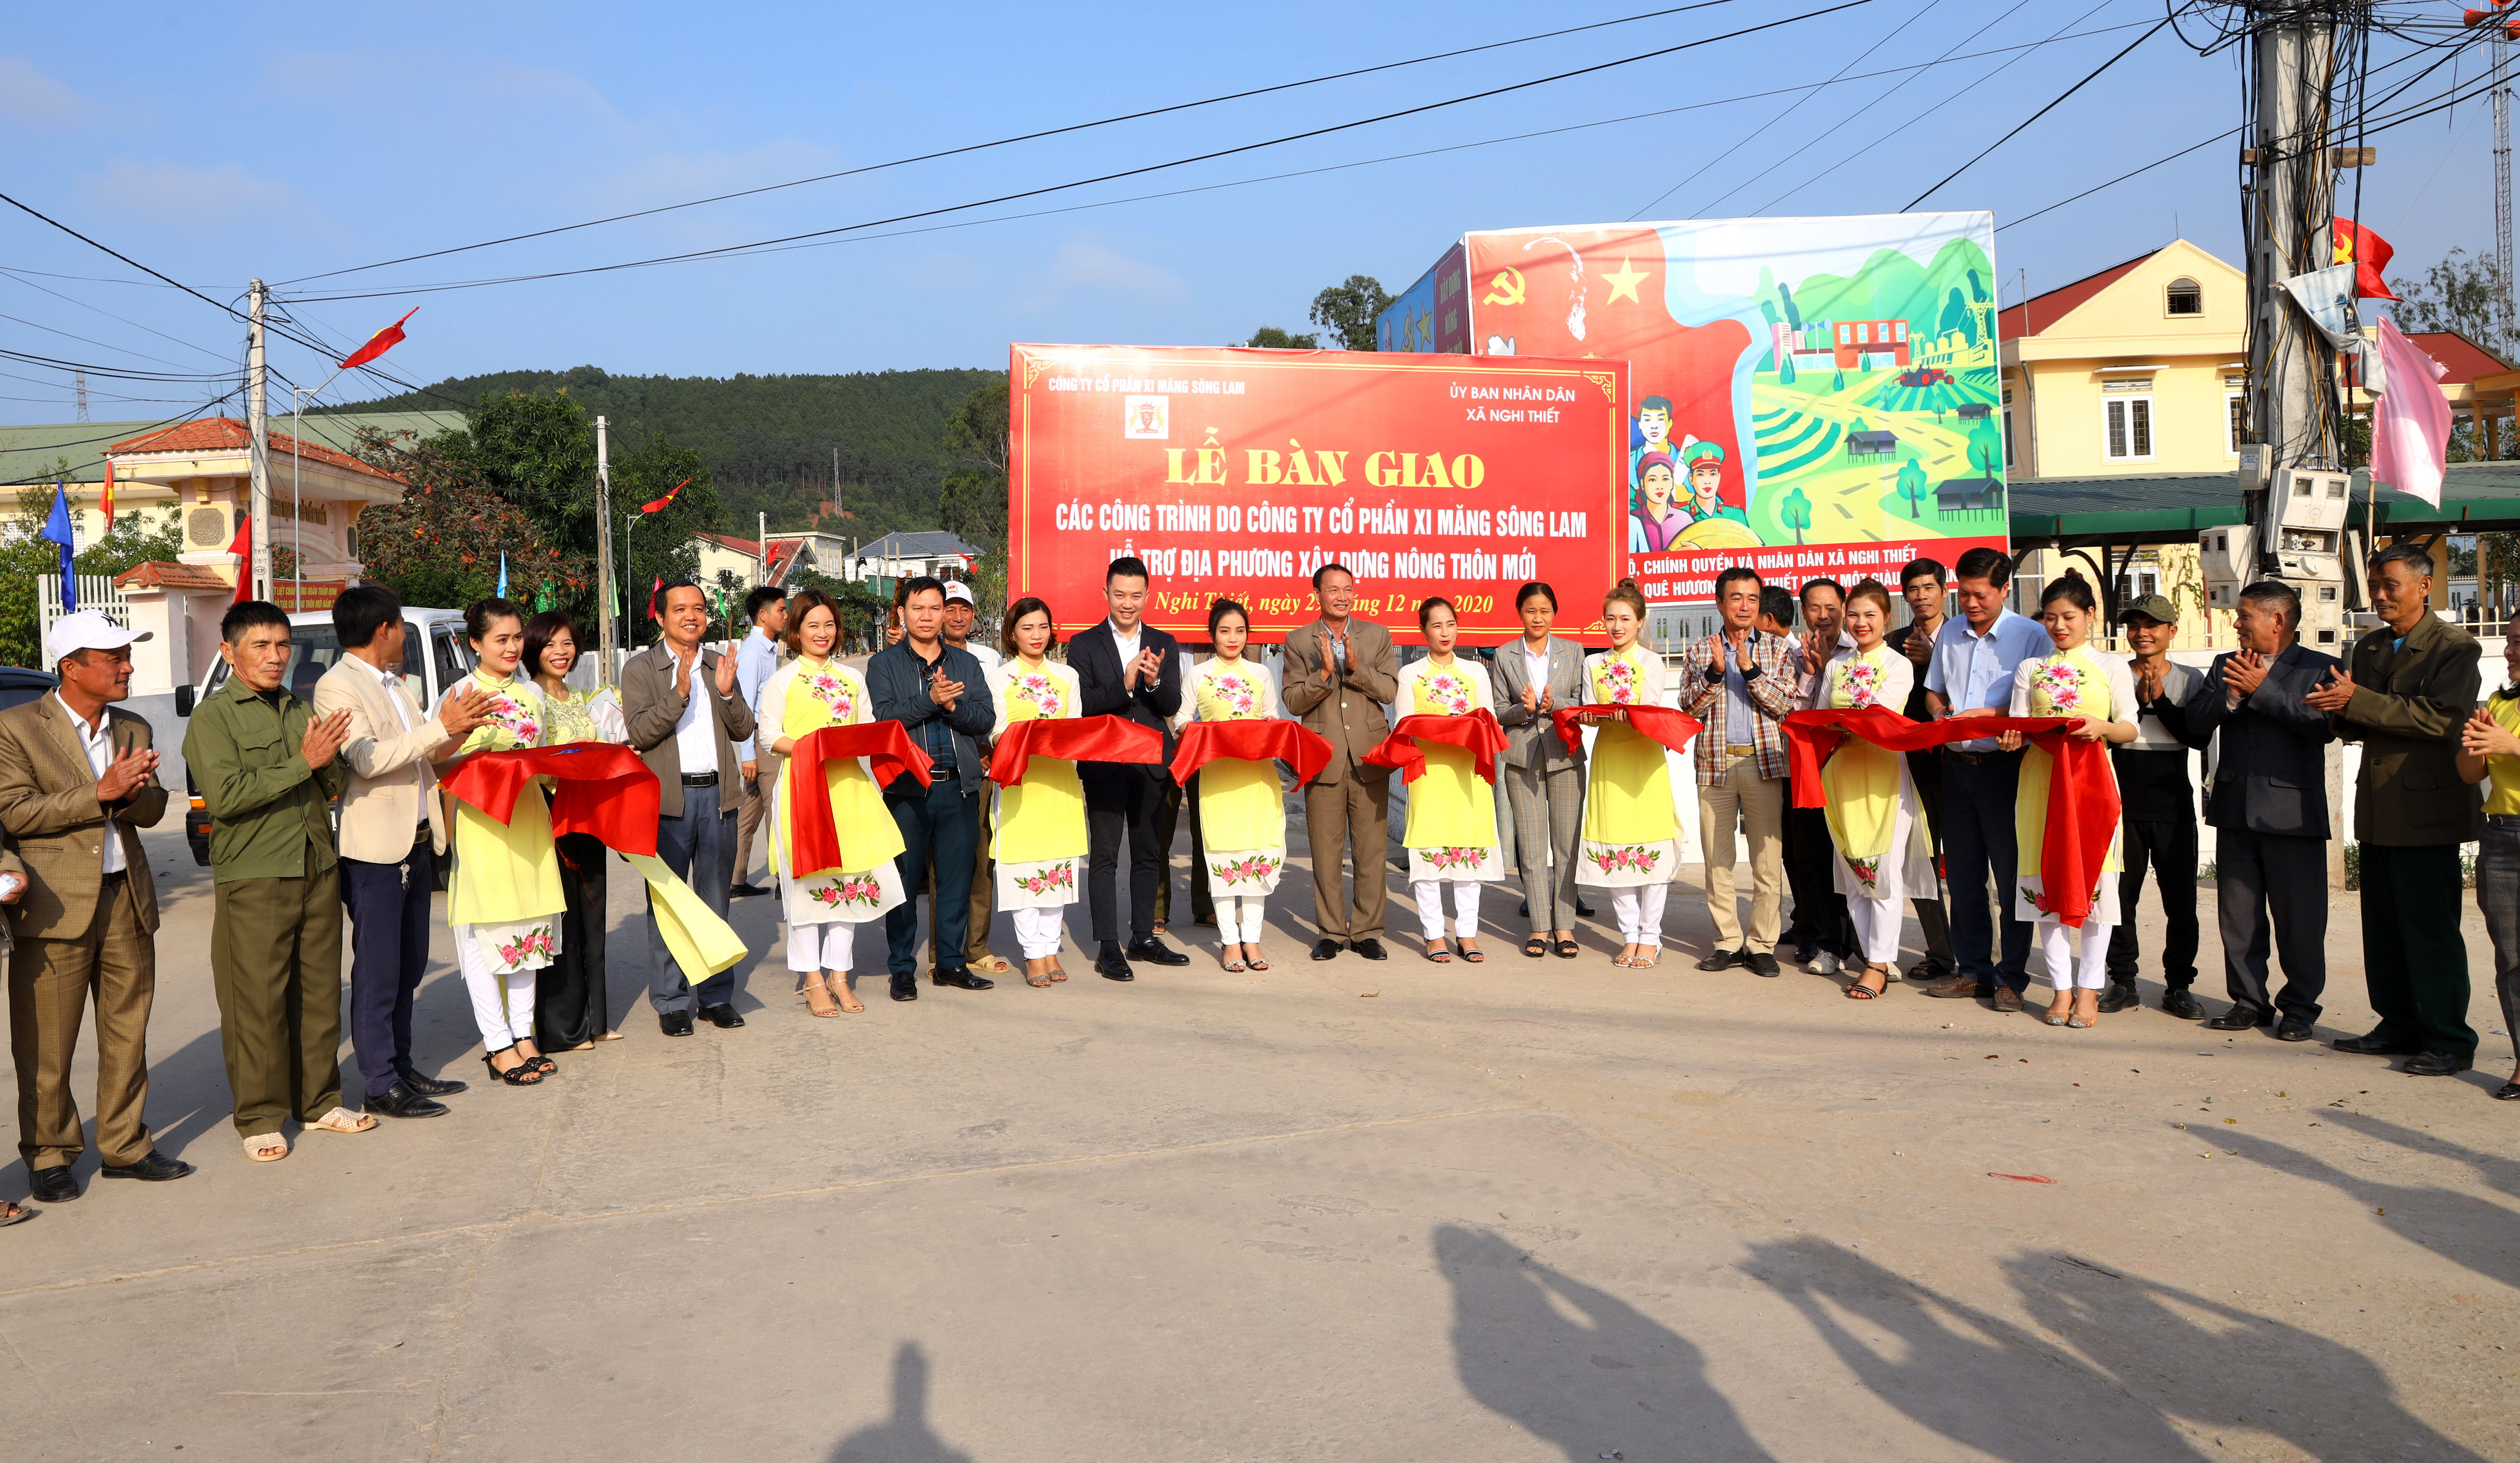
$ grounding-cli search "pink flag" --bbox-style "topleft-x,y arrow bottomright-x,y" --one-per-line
2371,317 -> 2452,508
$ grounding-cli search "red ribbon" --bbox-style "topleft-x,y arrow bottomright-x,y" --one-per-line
987,715 -> 1163,787
1364,710 -> 1509,785
1171,720 -> 1334,787
438,744 -> 663,857
1781,707 -> 2122,928
784,723 -> 934,877
1548,703 -> 1706,758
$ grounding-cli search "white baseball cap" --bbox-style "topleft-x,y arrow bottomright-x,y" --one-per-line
943,580 -> 976,605
44,609 -> 151,669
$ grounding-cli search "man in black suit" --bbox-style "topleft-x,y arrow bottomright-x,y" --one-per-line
1072,556 -> 1189,981
2177,580 -> 2339,1041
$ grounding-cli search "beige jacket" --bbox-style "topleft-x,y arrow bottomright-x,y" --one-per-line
0,695 -> 168,939
1280,616 -> 1399,784
314,656 -> 453,862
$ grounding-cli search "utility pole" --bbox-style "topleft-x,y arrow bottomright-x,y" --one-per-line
2497,26 -> 2514,362
832,444 -> 842,519
246,278 -> 272,603
72,370 -> 88,424
596,415 -> 616,683
758,510 -> 768,589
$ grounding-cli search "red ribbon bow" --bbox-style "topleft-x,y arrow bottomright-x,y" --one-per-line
783,723 -> 935,877
987,715 -> 1164,787
1781,707 -> 2121,928
1548,703 -> 1706,758
1171,720 -> 1334,787
1364,710 -> 1509,784
438,743 -> 663,857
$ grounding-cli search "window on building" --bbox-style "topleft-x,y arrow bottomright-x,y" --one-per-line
1856,323 -> 1870,344
2002,384 -> 2016,468
2102,379 -> 2155,461
2225,374 -> 2248,456
1894,321 -> 1907,342
2166,277 -> 2204,316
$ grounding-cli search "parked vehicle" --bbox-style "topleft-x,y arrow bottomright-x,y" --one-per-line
174,607 -> 473,866
1897,367 -> 1953,388
0,665 -> 61,714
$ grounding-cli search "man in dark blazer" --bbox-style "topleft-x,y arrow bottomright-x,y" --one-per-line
868,576 -> 1001,1000
2310,542 -> 2486,1075
622,580 -> 758,1035
1491,587 -> 1587,953
1281,564 -> 1400,962
2178,582 -> 2338,1040
1069,556 -> 1189,981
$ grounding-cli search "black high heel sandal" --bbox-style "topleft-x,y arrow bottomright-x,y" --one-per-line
482,1047 -> 545,1086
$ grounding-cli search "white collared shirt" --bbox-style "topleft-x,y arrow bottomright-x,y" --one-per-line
373,663 -> 434,825
56,693 -> 125,874
1111,621 -> 1143,670
1522,640 -> 1550,696
670,647 -> 715,774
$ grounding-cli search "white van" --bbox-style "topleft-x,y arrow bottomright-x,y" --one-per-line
174,606 -> 475,865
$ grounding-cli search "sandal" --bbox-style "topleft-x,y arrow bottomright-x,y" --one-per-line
243,1131 -> 289,1162
835,981 -> 866,1014
1246,952 -> 1270,971
1026,961 -> 1055,987
595,1031 -> 626,1041
516,1048 -> 556,1075
0,1200 -> 32,1226
305,1106 -> 377,1135
802,975 -> 843,1017
1458,940 -> 1484,963
1047,961 -> 1068,982
1554,938 -> 1581,960
1523,936 -> 1549,959
1846,965 -> 1888,1000
1630,947 -> 1663,969
1425,940 -> 1454,963
482,1048 -> 546,1086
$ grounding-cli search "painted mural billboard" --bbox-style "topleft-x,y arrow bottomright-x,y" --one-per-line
1374,243 -> 1471,354
1379,212 -> 2008,599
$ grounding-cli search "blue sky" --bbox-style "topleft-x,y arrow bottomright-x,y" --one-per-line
0,0 -> 2498,415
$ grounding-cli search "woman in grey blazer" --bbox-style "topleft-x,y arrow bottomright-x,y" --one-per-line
1493,582 -> 1589,958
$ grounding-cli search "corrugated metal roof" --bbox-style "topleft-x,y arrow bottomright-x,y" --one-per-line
2010,462 -> 2520,543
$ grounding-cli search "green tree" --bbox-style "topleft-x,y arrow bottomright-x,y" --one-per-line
1246,325 -> 1320,349
1895,457 -> 1930,519
938,379 -> 1011,615
1309,275 -> 1393,352
1778,352 -> 1796,386
349,427 -> 587,613
1780,486 -> 1812,546
614,433 -> 718,643
1968,418 -> 2004,481
1831,367 -> 1847,392
2391,249 -> 2509,360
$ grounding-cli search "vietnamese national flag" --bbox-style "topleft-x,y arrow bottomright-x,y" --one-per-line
340,307 -> 418,370
2334,220 -> 2398,301
641,476 -> 691,514
647,575 -> 663,622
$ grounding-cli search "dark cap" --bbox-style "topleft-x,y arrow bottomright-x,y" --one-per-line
2118,593 -> 2178,626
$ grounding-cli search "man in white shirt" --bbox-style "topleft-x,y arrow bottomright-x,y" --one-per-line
314,587 -> 489,1118
729,586 -> 788,899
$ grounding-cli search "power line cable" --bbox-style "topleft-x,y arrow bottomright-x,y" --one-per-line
1905,14 -> 2173,208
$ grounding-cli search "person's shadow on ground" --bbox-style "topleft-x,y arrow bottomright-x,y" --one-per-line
828,1342 -> 973,1463
2219,1118 -> 2520,1295
1434,1223 -> 1773,1461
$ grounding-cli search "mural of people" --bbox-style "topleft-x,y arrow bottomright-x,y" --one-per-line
1629,395 -> 1676,487
1628,452 -> 1688,552
1681,438 -> 1749,526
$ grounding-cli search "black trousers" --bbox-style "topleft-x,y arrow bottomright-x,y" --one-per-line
340,838 -> 434,1099
1152,775 -> 1214,927
1085,765 -> 1167,946
2105,818 -> 2201,989
884,780 -> 981,979
537,831 -> 610,1048
1783,806 -> 1852,957
1907,755 -> 1954,973
2209,827 -> 2325,1020
1943,752 -> 2032,992
2359,842 -> 2477,1058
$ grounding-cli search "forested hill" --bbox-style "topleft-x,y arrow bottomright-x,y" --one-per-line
325,364 -> 1001,541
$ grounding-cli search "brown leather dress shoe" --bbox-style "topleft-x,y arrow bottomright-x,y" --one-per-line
1923,974 -> 1982,999
1990,987 -> 2025,1013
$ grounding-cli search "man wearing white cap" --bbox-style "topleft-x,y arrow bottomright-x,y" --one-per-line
0,610 -> 191,1204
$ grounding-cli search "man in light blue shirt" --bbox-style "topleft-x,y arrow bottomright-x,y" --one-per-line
729,586 -> 788,898
1920,546 -> 2052,1010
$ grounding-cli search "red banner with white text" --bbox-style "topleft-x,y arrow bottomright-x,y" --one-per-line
1010,344 -> 1629,644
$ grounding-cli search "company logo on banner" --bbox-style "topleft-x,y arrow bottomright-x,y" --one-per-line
1010,345 -> 1628,644
1439,212 -> 2009,599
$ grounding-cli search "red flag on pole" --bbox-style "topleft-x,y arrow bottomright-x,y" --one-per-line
227,516 -> 252,605
340,307 -> 419,370
2333,220 -> 2399,300
641,476 -> 691,514
100,457 -> 114,530
647,575 -> 663,622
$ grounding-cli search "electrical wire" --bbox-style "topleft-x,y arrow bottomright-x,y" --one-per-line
1906,14 -> 2174,208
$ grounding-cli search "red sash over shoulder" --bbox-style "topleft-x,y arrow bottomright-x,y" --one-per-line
1781,707 -> 2121,928
783,723 -> 933,877
1364,710 -> 1508,785
987,714 -> 1163,787
439,743 -> 663,857
1548,704 -> 1705,758
1172,720 -> 1333,787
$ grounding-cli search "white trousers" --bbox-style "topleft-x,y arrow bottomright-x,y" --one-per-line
2040,920 -> 2116,991
1216,895 -> 1267,944
454,926 -> 536,1048
1412,880 -> 1484,940
1611,885 -> 1668,946
1847,895 -> 1904,965
1011,906 -> 1067,959
788,919 -> 857,974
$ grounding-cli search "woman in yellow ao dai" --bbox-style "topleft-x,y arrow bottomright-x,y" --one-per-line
756,589 -> 906,1015
1811,582 -> 1938,999
989,599 -> 1088,987
1173,599 -> 1285,972
1395,597 -> 1498,962
434,600 -> 565,1083
1995,577 -> 2139,1028
1574,581 -> 1678,969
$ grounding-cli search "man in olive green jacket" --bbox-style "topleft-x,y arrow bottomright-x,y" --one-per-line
181,602 -> 367,1161
2309,544 -> 2486,1076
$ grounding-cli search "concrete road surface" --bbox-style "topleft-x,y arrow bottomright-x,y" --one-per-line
1,807 -> 2514,1462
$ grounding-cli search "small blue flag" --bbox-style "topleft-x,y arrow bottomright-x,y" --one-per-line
497,551 -> 508,599
40,482 -> 76,613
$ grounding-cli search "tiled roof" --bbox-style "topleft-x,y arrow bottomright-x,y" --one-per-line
2406,330 -> 2508,384
1997,253 -> 2152,342
106,416 -> 403,484
113,560 -> 233,592
696,531 -> 761,555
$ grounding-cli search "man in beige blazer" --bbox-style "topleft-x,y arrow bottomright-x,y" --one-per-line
1281,564 -> 1399,961
313,586 -> 489,1119
0,612 -> 187,1203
